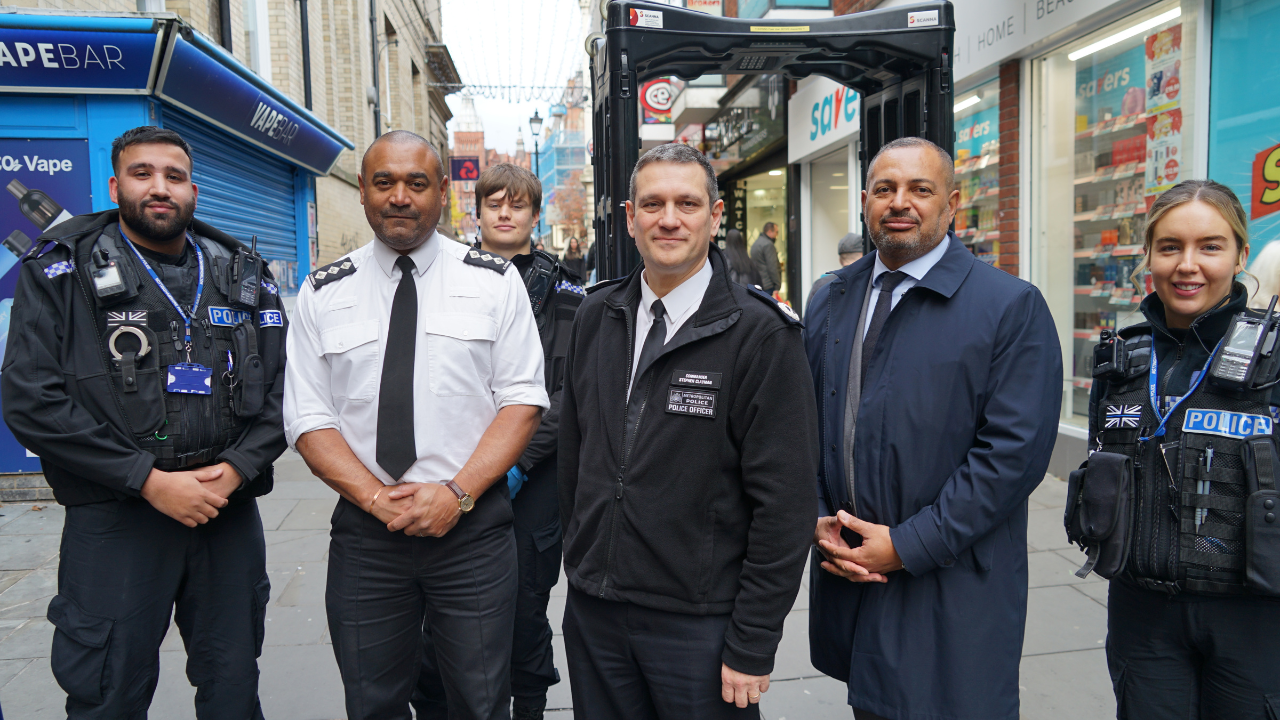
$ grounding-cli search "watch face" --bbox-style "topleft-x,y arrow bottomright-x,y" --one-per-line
459,495 -> 476,513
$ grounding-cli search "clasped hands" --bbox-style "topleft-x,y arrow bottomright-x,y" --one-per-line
140,462 -> 242,527
814,509 -> 903,583
367,482 -> 462,538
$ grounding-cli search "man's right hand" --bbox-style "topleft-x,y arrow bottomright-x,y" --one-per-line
814,515 -> 887,583
140,467 -> 230,527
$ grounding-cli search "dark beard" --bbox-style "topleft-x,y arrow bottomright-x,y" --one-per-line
117,193 -> 195,245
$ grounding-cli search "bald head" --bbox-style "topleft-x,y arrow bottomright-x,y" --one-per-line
362,130 -> 445,182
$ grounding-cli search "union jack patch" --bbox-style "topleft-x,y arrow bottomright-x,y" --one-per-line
1105,404 -> 1142,429
107,311 -> 148,326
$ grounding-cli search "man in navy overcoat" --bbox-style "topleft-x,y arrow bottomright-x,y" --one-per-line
804,137 -> 1063,720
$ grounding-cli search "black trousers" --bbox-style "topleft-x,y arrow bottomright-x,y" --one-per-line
562,587 -> 759,720
1107,578 -> 1280,719
51,497 -> 268,720
326,488 -> 518,720
412,460 -> 563,718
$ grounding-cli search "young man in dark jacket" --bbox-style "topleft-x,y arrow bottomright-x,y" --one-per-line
1,127 -> 288,718
558,143 -> 819,719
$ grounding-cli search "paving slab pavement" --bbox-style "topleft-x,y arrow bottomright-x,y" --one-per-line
0,453 -> 1117,719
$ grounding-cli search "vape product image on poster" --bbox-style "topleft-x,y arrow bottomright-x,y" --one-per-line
3,230 -> 31,258
6,179 -> 73,233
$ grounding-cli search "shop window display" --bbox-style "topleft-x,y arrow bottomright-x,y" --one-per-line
952,79 -> 1001,268
1034,0 -> 1196,421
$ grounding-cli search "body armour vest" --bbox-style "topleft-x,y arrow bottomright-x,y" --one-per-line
93,226 -> 283,471
1093,327 -> 1277,596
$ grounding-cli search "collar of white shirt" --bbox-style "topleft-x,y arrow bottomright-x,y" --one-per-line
870,233 -> 950,287
371,231 -> 441,279
639,257 -> 714,340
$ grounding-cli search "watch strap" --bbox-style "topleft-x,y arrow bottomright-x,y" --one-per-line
445,480 -> 466,500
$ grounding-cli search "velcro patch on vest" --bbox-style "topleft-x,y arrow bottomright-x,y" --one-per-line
1183,410 -> 1274,439
1105,404 -> 1142,429
259,310 -> 284,327
107,311 -> 148,327
672,370 -> 722,390
666,388 -> 717,418
209,307 -> 252,327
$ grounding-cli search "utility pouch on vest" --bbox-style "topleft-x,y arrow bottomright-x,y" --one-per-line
231,320 -> 264,418
1067,451 -> 1133,579
1243,435 -> 1280,596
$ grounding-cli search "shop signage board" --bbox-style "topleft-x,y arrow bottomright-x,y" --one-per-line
156,33 -> 348,175
788,75 -> 860,164
0,137 -> 92,473
0,19 -> 164,94
947,0 -> 1133,81
450,156 -> 480,181
954,104 -> 999,157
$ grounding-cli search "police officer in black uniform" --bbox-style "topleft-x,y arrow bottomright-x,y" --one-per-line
1,126 -> 288,719
1069,180 -> 1280,719
412,163 -> 582,720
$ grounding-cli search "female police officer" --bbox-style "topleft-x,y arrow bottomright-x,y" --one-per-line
1072,180 -> 1280,719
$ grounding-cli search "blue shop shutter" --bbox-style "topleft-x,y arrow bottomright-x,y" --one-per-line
162,108 -> 298,263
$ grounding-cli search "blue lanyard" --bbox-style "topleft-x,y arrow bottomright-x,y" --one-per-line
122,231 -> 205,358
1141,339 -> 1222,442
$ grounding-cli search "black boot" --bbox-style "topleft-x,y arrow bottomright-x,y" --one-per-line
512,696 -> 547,720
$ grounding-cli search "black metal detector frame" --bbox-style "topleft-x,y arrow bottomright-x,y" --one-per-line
589,0 -> 955,281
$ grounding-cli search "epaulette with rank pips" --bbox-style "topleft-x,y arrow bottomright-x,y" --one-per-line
308,258 -> 357,289
463,247 -> 511,274
746,285 -> 802,326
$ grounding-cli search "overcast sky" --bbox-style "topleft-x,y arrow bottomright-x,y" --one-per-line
441,0 -> 587,156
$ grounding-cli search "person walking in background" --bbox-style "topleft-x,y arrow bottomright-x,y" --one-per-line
559,143 -> 818,719
806,232 -> 864,307
804,137 -> 1062,720
584,239 -> 597,285
750,221 -> 782,295
1073,179 -> 1280,719
1248,237 -> 1280,309
722,228 -> 762,287
284,131 -> 548,720
562,236 -> 587,281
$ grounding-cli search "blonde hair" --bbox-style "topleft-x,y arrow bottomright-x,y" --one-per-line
1129,179 -> 1252,289
1248,240 -> 1280,309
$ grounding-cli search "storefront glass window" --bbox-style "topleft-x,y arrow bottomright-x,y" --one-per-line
1033,0 -> 1198,422
810,148 -> 853,280
952,78 -> 1001,268
738,169 -> 788,301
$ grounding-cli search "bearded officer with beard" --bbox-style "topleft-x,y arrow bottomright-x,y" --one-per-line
1,126 -> 288,719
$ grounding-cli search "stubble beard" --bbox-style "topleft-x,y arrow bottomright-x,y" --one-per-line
868,211 -> 949,265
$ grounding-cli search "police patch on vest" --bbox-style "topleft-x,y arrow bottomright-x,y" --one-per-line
259,310 -> 284,327
666,388 -> 717,418
209,307 -> 252,326
1105,404 -> 1141,429
1183,410 -> 1274,439
672,370 -> 722,390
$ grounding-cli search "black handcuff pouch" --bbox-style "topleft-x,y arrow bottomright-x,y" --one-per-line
231,319 -> 264,418
1242,435 -> 1280,596
102,323 -> 165,436
1066,451 -> 1133,580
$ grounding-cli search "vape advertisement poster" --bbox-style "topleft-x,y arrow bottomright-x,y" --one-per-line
1144,24 -> 1182,114
1074,44 -> 1146,128
1145,108 -> 1183,195
0,138 -> 92,473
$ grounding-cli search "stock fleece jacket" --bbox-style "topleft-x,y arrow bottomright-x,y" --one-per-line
558,244 -> 819,676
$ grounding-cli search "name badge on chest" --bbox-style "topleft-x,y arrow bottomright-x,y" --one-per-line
671,369 -> 723,389
167,362 -> 213,395
667,388 -> 717,418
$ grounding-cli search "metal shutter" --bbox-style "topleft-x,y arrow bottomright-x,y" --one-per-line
162,108 -> 298,263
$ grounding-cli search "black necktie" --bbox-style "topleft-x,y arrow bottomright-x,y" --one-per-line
377,255 -> 418,481
633,300 -> 668,388
862,270 -> 907,387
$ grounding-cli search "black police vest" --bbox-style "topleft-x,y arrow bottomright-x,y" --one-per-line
1093,329 -> 1276,595
96,231 -> 282,471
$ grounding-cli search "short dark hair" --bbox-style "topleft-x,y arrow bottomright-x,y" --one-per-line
763,221 -> 778,234
111,126 -> 193,175
866,137 -> 955,193
629,143 -> 719,206
363,130 -> 445,182
476,163 -> 542,214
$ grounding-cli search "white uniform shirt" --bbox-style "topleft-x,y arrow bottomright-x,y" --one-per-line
861,236 -> 949,339
627,259 -> 713,398
283,233 -> 549,486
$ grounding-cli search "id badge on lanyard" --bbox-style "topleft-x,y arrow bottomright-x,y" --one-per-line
123,232 -> 214,396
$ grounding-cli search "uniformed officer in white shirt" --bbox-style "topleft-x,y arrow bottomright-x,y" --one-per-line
283,130 -> 549,720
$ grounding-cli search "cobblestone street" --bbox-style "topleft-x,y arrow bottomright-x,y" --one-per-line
0,451 -> 1116,719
